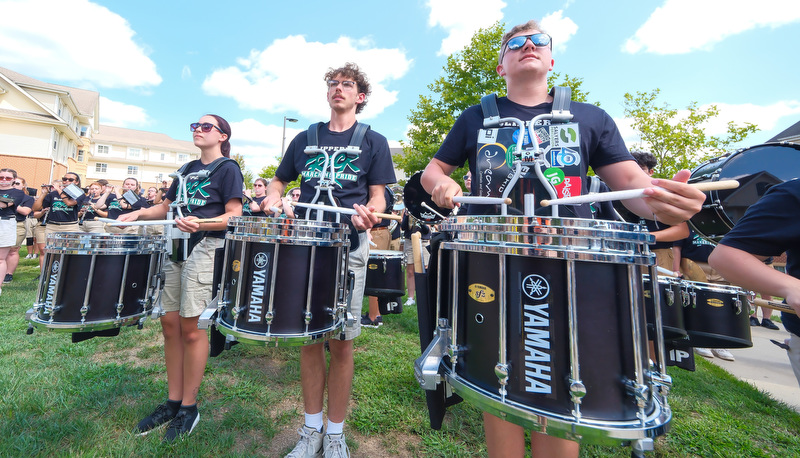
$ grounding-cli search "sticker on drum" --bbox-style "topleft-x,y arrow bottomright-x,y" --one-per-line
688,142 -> 800,242
681,281 -> 752,348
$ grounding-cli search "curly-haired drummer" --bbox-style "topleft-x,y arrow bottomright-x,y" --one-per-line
421,19 -> 706,458
118,114 -> 243,442
261,63 -> 396,458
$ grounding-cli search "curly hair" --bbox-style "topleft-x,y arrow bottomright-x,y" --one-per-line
324,62 -> 371,114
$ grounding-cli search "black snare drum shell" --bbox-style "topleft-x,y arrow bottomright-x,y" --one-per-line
683,283 -> 752,348
365,252 -> 405,297
644,277 -> 687,341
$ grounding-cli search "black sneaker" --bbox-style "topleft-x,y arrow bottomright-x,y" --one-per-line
135,403 -> 179,436
761,318 -> 780,330
164,407 -> 200,442
3,274 -> 11,283
750,316 -> 761,327
362,315 -> 383,328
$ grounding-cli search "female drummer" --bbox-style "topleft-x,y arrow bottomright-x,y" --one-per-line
118,114 -> 243,442
105,177 -> 148,234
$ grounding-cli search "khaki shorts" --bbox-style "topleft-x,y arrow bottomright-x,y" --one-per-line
161,236 -> 225,318
16,221 -> 26,247
334,231 -> 369,341
369,227 -> 390,251
104,224 -> 141,235
34,222 -> 46,245
403,238 -> 431,267
25,217 -> 38,238
81,220 -> 105,233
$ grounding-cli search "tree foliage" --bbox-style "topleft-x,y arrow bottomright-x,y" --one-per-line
258,164 -> 301,196
623,89 -> 759,178
231,153 -> 253,189
396,21 -> 594,186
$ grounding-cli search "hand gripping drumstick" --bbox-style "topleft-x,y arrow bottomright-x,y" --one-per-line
540,179 -> 740,207
753,297 -> 797,316
289,201 -> 402,221
98,217 -> 222,226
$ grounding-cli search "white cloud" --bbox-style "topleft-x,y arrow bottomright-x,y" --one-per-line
541,11 -> 579,54
202,35 -> 411,121
229,118 -> 304,174
624,0 -> 800,54
0,0 -> 161,88
99,96 -> 150,127
616,100 -> 800,147
426,0 -> 507,56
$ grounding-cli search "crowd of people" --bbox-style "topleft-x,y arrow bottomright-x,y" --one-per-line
3,19 -> 799,458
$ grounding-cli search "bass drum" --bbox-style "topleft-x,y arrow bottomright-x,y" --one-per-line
688,142 -> 800,242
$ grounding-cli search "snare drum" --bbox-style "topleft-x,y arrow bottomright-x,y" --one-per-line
27,233 -> 165,332
211,217 -> 351,346
643,275 -> 687,341
681,281 -> 752,348
416,216 -> 671,445
365,250 -> 404,297
689,142 -> 800,242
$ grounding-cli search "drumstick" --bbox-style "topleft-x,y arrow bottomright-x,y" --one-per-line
291,201 -> 402,220
420,202 -> 448,221
98,218 -> 222,226
453,196 -> 512,205
411,232 -> 423,274
540,179 -> 740,207
753,298 -> 797,315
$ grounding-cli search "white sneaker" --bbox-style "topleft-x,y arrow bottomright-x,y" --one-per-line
286,425 -> 324,458
24,254 -> 31,259
711,349 -> 735,361
323,433 -> 350,458
694,347 -> 714,358
404,298 -> 415,306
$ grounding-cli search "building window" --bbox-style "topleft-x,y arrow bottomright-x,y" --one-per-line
156,173 -> 164,182
80,126 -> 88,137
178,153 -> 189,162
127,166 -> 138,176
95,163 -> 107,173
160,152 -> 166,161
128,147 -> 142,158
77,150 -> 84,161
97,145 -> 110,155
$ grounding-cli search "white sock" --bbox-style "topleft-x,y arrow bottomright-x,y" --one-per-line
326,420 -> 344,435
305,411 -> 323,432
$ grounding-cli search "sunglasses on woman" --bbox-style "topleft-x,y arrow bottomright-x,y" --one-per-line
190,122 -> 226,134
12,181 -> 22,186
62,177 -> 77,182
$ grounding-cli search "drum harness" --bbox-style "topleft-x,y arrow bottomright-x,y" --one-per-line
301,121 -> 371,329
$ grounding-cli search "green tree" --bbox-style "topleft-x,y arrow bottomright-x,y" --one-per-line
396,21 -> 594,187
623,89 -> 759,178
231,153 -> 253,189
259,164 -> 301,196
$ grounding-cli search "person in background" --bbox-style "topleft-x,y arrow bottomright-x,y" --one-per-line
0,169 -> 32,290
104,177 -> 148,234
7,176 -> 34,283
709,179 -> 800,388
247,177 -> 268,217
80,181 -> 107,233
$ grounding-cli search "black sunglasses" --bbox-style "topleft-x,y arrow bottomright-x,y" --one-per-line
62,177 -> 77,182
190,122 -> 226,134
500,33 -> 552,61
12,181 -> 22,185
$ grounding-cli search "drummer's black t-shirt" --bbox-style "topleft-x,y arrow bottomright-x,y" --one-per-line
674,229 -> 715,263
165,158 -> 244,238
0,188 -> 32,220
42,190 -> 88,223
718,179 -> 800,336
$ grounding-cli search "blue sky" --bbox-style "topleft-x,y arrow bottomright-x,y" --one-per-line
2,0 -> 799,175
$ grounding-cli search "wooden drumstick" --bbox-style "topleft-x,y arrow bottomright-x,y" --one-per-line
540,179 -> 740,207
290,201 -> 402,220
411,231 -> 423,274
98,218 -> 222,226
753,297 -> 797,315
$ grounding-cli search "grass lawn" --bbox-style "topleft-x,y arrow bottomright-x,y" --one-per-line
1,250 -> 799,457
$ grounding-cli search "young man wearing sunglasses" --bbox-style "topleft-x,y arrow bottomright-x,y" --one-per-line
421,20 -> 706,457
261,63 -> 396,458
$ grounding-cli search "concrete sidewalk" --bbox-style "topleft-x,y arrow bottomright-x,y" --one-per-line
701,321 -> 800,413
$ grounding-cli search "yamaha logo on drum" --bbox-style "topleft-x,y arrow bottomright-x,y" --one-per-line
707,298 -> 724,308
467,283 -> 495,303
51,260 -> 60,274
522,274 -> 549,300
254,252 -> 269,269
521,274 -> 553,394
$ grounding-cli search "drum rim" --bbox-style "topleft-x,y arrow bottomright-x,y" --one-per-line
441,241 -> 655,266
45,233 -> 166,254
